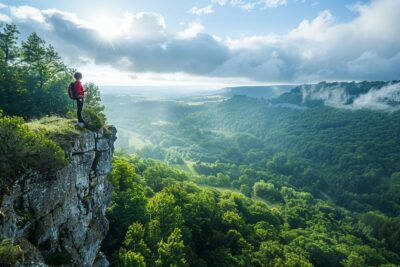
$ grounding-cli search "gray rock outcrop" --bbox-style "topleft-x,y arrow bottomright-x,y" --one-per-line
0,126 -> 117,267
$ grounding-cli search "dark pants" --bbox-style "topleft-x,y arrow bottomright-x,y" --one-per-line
77,98 -> 84,123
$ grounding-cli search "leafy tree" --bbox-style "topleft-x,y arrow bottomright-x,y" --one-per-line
341,252 -> 365,267
104,158 -> 147,256
0,24 -> 19,65
156,228 -> 188,267
113,249 -> 146,267
84,82 -> 106,125
21,33 -> 66,90
239,184 -> 251,197
0,24 -> 24,115
123,222 -> 150,257
253,180 -> 282,202
221,211 -> 245,232
146,192 -> 184,247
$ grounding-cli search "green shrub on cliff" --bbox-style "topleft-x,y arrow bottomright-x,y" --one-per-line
0,116 -> 67,192
82,108 -> 106,131
0,238 -> 24,266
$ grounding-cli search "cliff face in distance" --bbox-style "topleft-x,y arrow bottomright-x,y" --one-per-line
0,126 -> 117,266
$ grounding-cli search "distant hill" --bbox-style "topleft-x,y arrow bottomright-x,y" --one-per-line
273,80 -> 400,110
213,85 -> 295,99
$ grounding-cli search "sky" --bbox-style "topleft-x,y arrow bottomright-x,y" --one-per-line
0,0 -> 399,87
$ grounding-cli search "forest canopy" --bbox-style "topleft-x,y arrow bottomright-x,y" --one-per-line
104,155 -> 400,267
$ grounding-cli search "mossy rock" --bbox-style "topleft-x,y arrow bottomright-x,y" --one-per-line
0,238 -> 24,266
27,116 -> 80,150
82,108 -> 105,131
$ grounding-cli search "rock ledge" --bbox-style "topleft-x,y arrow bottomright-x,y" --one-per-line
0,126 -> 117,267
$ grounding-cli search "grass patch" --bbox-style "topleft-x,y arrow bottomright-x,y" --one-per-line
27,116 -> 80,150
172,161 -> 199,176
1,116 -> 67,191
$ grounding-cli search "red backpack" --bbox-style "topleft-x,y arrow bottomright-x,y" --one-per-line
68,82 -> 77,100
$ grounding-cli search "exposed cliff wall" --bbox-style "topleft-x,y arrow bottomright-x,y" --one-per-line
0,126 -> 116,266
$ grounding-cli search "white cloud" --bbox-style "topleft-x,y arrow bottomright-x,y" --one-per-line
226,34 -> 280,50
0,13 -> 10,23
10,5 -> 46,23
0,3 -> 7,9
42,8 -> 88,27
188,5 -> 214,15
288,10 -> 335,41
239,2 -> 257,11
217,0 -> 400,82
212,0 -> 229,6
259,0 -> 287,8
212,0 -> 287,10
121,12 -> 167,40
178,21 -> 205,39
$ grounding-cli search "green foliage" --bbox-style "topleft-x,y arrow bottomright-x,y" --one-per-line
105,155 -> 400,266
0,24 -> 19,64
146,192 -> 184,246
253,180 -> 282,202
82,82 -> 107,130
0,116 -> 67,192
123,222 -> 150,257
156,228 -> 187,267
82,108 -> 106,131
0,238 -> 24,266
358,211 -> 400,255
113,249 -> 146,267
103,158 -> 147,256
0,25 -> 73,117
85,82 -> 105,116
341,252 -> 366,267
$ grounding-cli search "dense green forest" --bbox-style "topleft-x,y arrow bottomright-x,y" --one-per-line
103,82 -> 400,266
103,155 -> 400,266
104,91 -> 400,215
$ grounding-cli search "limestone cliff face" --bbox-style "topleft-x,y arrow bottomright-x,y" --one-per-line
0,126 -> 117,267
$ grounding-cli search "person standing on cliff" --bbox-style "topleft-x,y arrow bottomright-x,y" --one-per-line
70,72 -> 89,128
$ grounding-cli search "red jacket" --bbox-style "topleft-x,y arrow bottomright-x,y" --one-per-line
75,80 -> 84,98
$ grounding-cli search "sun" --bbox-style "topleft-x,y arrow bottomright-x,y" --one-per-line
92,17 -> 120,40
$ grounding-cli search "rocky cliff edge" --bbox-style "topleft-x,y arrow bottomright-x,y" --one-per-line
0,126 -> 117,267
